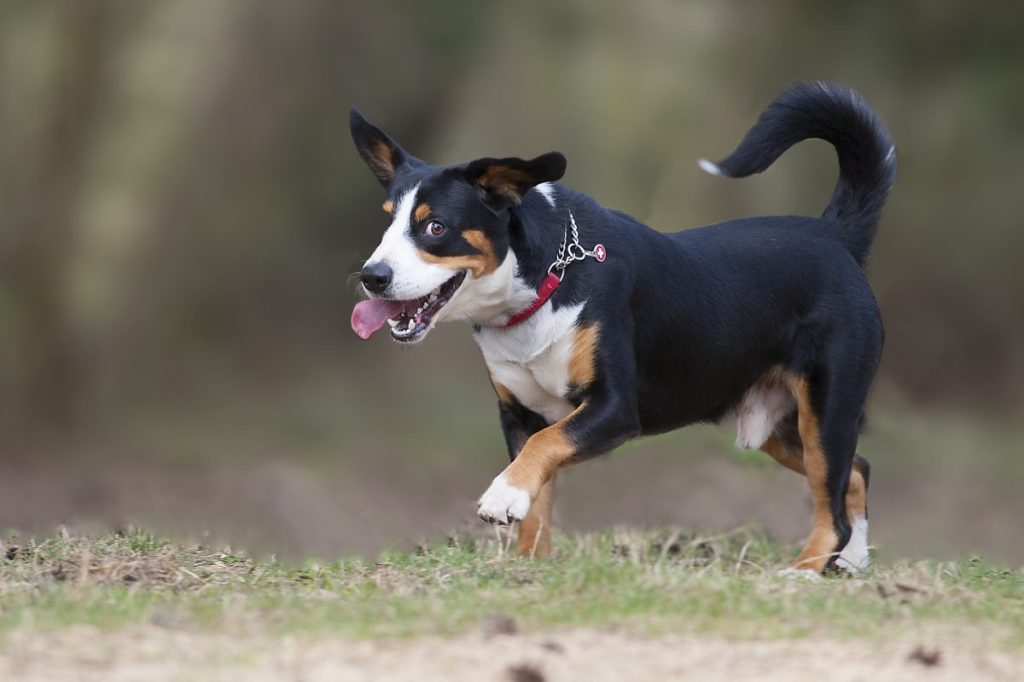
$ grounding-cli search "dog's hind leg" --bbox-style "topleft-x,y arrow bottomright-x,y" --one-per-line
781,363 -> 880,575
783,375 -> 848,573
762,419 -> 872,573
760,409 -> 804,473
836,453 -> 871,572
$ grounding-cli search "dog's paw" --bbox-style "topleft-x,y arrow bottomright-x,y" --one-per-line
776,567 -> 823,581
477,474 -> 531,525
835,515 -> 871,575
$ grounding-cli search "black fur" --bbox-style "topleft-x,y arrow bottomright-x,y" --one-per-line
351,81 -> 896,568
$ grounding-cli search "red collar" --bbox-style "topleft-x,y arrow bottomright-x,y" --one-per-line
500,210 -> 605,328
503,273 -> 562,328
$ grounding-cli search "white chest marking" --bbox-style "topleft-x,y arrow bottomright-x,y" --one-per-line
475,302 -> 584,424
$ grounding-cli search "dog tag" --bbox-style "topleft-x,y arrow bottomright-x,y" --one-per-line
594,244 -> 606,262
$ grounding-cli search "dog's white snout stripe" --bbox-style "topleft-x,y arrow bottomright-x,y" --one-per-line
365,183 -> 453,300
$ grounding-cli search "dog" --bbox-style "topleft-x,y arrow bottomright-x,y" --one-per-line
349,82 -> 895,574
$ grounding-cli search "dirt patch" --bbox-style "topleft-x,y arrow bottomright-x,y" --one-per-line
1,626 -> 1021,682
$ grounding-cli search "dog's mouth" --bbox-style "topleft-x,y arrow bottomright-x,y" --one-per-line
351,271 -> 467,343
387,271 -> 467,343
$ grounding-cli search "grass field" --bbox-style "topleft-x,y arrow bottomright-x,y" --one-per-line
1,527 -> 1022,681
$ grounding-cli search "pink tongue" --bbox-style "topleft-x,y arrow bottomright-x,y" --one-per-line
351,299 -> 408,339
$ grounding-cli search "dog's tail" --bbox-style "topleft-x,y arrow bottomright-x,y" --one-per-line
699,81 -> 896,267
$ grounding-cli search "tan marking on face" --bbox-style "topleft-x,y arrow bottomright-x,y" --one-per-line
786,375 -> 839,573
462,230 -> 499,273
382,199 -> 394,214
516,473 -> 556,558
568,323 -> 601,389
414,203 -> 431,222
419,253 -> 489,278
418,229 -> 499,278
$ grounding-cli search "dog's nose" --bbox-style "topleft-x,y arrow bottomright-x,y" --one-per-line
360,262 -> 393,295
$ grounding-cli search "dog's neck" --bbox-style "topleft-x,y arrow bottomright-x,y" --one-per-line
448,251 -> 535,325
454,186 -> 578,328
506,194 -> 569,290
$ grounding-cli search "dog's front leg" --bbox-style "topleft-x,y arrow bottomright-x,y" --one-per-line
494,395 -> 556,557
478,390 -> 640,528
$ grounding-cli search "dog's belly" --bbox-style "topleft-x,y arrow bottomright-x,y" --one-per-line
735,379 -> 794,449
474,304 -> 582,424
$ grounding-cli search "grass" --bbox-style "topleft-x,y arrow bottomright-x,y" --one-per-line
0,527 -> 1022,649
2,522 -> 1024,651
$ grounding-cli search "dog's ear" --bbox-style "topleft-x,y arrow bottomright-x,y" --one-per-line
349,109 -> 417,187
464,152 -> 567,206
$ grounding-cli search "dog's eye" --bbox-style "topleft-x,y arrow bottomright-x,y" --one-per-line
424,220 -> 447,237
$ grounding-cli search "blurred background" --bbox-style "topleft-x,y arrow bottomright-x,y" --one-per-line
1,1 -> 1022,562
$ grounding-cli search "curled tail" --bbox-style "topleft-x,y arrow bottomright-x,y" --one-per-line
700,81 -> 897,267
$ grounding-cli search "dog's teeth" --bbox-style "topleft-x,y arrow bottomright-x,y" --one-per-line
428,293 -> 437,302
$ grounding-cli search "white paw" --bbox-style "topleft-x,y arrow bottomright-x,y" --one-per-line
836,515 -> 871,574
776,567 -> 823,581
477,474 -> 531,525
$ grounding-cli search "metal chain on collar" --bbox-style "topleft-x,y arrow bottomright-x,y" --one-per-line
547,210 -> 607,279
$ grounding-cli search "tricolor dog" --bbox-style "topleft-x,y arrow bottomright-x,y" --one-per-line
350,82 -> 895,574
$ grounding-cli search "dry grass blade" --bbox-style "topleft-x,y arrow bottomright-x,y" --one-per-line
0,531 -> 259,593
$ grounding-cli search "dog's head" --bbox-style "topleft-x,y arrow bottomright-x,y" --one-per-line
349,110 -> 566,344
